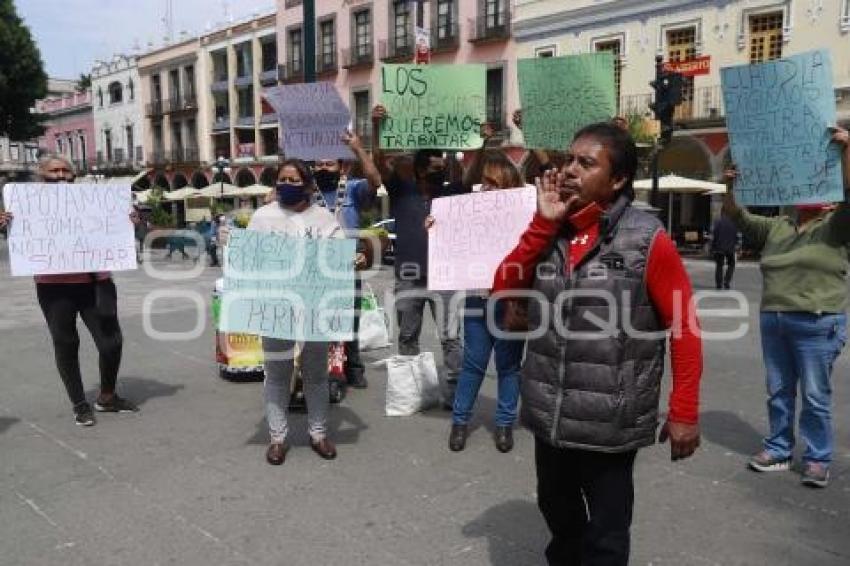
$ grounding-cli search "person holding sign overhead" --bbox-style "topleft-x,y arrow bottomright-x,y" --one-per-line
246,159 -> 345,465
725,126 -> 850,489
492,123 -> 702,566
371,103 -> 476,408
0,154 -> 138,427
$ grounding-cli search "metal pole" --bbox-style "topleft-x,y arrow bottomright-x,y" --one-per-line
303,0 -> 316,83
650,55 -> 663,213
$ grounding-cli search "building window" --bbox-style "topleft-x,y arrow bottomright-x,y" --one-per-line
749,12 -> 783,63
169,68 -> 181,101
535,45 -> 556,57
79,134 -> 87,165
108,81 -> 123,104
128,78 -> 134,100
68,135 -> 76,161
667,28 -> 696,115
486,67 -> 504,131
844,0 -> 850,30
484,0 -> 506,30
595,39 -> 622,110
238,87 -> 254,119
97,88 -> 104,107
354,9 -> 371,58
436,0 -> 455,39
104,129 -> 113,162
152,74 -> 162,102
392,0 -> 411,51
214,91 -> 229,122
319,19 -> 336,70
184,65 -> 195,100
212,50 -> 228,82
236,43 -> 252,78
353,89 -> 371,143
126,125 -> 134,162
289,27 -> 303,73
261,38 -> 277,73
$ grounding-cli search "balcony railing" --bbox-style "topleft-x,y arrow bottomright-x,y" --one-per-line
236,115 -> 255,127
169,147 -> 200,164
279,63 -> 303,84
431,22 -> 460,52
259,68 -> 278,86
164,96 -> 198,114
469,11 -> 512,43
342,44 -> 374,69
379,38 -> 414,62
149,150 -> 166,166
621,86 -> 726,123
317,54 -> 338,75
145,100 -> 164,117
213,115 -> 230,131
211,79 -> 229,93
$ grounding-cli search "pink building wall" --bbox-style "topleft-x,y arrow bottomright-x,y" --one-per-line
276,0 -> 519,146
36,90 -> 96,173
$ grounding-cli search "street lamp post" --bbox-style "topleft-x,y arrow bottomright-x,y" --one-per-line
214,155 -> 230,200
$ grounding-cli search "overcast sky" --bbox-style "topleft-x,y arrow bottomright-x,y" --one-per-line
16,0 -> 275,79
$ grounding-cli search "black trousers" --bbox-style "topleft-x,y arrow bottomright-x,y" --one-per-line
713,251 -> 735,289
535,437 -> 637,566
344,277 -> 365,382
36,281 -> 123,408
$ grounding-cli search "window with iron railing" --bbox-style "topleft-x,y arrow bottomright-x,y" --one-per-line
212,51 -> 228,82
261,39 -> 277,73
484,0 -> 505,30
289,28 -> 303,74
392,0 -> 411,53
595,39 -> 622,111
354,9 -> 371,60
319,19 -> 336,71
353,89 -> 371,144
486,67 -> 504,131
667,28 -> 696,118
236,43 -> 253,78
437,0 -> 455,39
749,12 -> 783,63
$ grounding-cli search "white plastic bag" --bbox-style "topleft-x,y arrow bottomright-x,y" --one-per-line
385,353 -> 440,416
358,284 -> 391,350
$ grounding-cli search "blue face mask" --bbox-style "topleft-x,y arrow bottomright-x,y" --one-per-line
276,183 -> 308,207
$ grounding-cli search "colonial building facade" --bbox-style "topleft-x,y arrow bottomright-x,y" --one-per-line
91,54 -> 145,174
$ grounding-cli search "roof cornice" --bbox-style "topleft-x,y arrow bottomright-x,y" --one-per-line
514,0 -> 719,41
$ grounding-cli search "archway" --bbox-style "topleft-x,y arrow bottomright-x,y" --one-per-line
259,166 -> 277,187
656,135 -> 715,238
235,168 -> 257,187
211,172 -> 232,184
191,171 -> 210,188
153,173 -> 171,191
172,173 -> 189,190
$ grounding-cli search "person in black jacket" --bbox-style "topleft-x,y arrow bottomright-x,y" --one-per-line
711,211 -> 738,289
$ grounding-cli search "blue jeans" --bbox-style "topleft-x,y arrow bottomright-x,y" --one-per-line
452,296 -> 524,427
760,312 -> 846,465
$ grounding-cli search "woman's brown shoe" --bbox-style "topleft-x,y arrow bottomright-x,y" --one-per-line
310,437 -> 337,460
266,442 -> 288,465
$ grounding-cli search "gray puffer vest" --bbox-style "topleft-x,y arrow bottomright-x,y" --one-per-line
521,196 -> 666,452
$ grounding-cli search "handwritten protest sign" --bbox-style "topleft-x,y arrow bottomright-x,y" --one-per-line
263,82 -> 353,161
221,229 -> 356,341
380,64 -> 486,150
2,183 -> 136,276
721,49 -> 843,206
428,186 -> 537,291
518,53 -> 616,150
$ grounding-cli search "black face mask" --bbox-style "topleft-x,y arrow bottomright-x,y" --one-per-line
313,169 -> 340,190
424,171 -> 446,189
42,176 -> 68,184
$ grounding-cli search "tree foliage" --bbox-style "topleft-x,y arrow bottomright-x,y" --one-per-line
0,0 -> 48,140
76,73 -> 91,91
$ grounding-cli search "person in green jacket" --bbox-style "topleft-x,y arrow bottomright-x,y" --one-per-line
724,126 -> 850,488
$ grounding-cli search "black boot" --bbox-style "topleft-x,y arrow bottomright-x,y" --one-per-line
494,426 -> 514,453
448,424 -> 468,452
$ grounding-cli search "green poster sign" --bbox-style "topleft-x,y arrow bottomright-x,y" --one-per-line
379,64 -> 486,150
518,53 -> 616,150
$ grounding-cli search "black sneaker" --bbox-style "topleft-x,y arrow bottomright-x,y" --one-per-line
74,402 -> 96,426
94,395 -> 139,413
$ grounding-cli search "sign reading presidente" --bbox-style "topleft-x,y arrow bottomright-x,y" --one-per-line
2,183 -> 136,276
721,49 -> 843,206
379,64 -> 486,150
664,56 -> 710,77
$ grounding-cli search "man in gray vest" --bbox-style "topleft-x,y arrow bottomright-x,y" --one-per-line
493,122 -> 703,565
